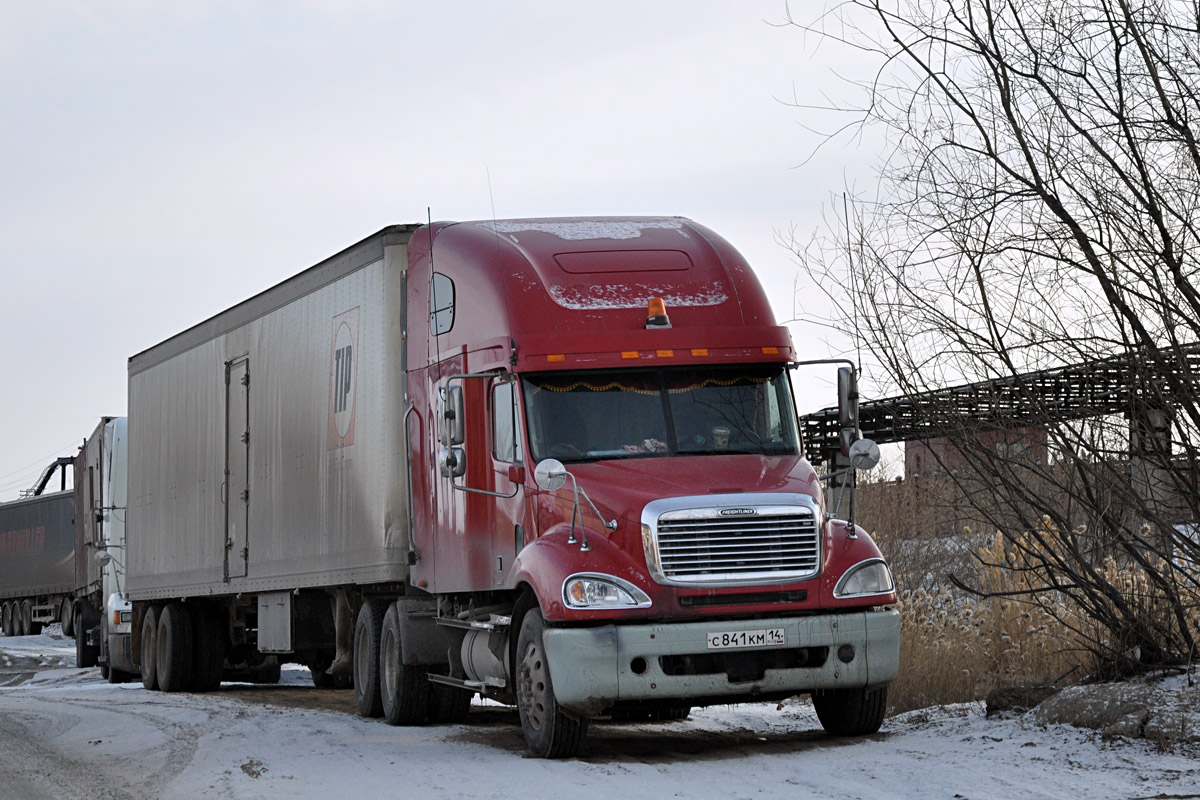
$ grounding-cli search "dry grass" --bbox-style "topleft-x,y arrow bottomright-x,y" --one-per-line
884,528 -> 1200,713
858,478 -> 1200,714
888,547 -> 1084,713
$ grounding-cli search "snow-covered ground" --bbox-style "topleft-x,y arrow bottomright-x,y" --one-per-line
1,629 -> 1197,800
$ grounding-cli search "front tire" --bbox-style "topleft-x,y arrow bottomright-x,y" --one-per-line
515,609 -> 587,758
379,601 -> 429,726
354,599 -> 387,718
812,686 -> 888,736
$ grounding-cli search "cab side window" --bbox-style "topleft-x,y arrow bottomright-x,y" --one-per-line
492,379 -> 520,463
430,272 -> 455,335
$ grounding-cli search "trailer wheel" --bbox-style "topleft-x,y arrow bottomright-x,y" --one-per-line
516,609 -> 587,758
19,600 -> 33,637
812,686 -> 888,737
188,605 -> 225,692
156,603 -> 193,692
427,672 -> 473,724
379,601 -> 429,725
1,602 -> 10,636
60,599 -> 74,638
353,598 -> 387,718
141,606 -> 160,690
75,605 -> 99,667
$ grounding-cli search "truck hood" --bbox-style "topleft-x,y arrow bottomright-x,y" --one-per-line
568,454 -> 821,524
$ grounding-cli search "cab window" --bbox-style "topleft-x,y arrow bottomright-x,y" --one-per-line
492,379 -> 520,463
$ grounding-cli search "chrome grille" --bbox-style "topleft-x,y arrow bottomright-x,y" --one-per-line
650,503 -> 820,585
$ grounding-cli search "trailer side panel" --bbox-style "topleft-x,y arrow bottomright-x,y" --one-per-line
126,227 -> 416,600
0,492 -> 75,599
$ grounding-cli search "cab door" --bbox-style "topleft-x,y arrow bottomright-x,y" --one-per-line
431,371 -> 529,591
487,375 -> 530,587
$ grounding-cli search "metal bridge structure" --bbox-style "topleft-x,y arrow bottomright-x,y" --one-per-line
798,347 -> 1199,467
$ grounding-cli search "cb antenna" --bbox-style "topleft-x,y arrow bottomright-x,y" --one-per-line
428,207 -> 441,365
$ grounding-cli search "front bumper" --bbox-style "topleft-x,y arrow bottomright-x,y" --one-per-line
542,608 -> 900,715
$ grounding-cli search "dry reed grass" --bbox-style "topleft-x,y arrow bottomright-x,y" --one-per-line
883,524 -> 1200,714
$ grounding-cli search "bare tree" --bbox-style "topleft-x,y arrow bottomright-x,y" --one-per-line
791,0 -> 1200,675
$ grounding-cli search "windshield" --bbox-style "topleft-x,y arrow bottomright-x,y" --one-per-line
522,365 -> 800,463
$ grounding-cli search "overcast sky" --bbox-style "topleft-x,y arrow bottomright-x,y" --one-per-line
0,1 -> 875,499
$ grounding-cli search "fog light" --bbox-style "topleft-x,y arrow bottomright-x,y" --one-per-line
630,657 -> 648,675
838,644 -> 855,663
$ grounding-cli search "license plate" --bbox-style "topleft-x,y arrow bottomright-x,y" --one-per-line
706,628 -> 786,650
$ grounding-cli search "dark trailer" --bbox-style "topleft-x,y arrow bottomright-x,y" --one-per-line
0,457 -> 76,636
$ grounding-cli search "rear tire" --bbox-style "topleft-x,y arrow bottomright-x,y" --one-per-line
1,602 -> 10,636
354,599 -> 387,718
156,603 -> 193,692
188,605 -> 225,692
516,609 -> 587,758
141,606 -> 160,690
427,673 -> 473,724
812,686 -> 888,736
379,601 -> 429,726
60,599 -> 74,638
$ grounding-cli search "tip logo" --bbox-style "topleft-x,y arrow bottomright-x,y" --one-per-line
328,307 -> 360,448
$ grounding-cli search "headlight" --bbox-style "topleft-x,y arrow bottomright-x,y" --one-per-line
833,559 -> 895,598
563,573 -> 652,609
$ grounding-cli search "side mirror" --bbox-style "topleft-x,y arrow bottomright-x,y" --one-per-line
837,367 -> 861,456
439,385 -> 465,446
848,438 -> 880,471
95,551 -> 113,568
439,447 -> 466,478
533,459 -> 568,492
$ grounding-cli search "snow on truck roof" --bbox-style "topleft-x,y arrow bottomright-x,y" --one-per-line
463,217 -> 731,312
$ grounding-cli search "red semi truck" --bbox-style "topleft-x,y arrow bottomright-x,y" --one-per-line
122,217 -> 899,757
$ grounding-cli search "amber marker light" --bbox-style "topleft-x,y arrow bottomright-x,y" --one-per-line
621,351 -> 639,359
691,348 -> 709,356
547,354 -> 566,363
761,346 -> 779,355
645,297 -> 671,328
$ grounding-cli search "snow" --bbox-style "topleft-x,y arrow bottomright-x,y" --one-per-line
479,219 -> 688,241
547,282 -> 728,310
1,630 -> 1197,799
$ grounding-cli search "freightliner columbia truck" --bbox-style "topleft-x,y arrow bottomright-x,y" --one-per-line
119,217 -> 899,757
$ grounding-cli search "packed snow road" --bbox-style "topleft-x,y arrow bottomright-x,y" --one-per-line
1,631 -> 1197,800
